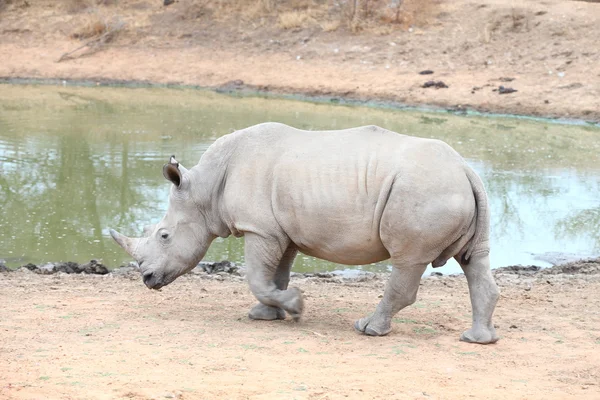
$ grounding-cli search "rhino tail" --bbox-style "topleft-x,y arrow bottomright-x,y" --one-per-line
461,164 -> 490,264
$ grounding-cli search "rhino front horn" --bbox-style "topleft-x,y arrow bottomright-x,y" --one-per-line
109,228 -> 140,258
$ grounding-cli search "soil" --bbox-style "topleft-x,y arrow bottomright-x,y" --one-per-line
0,0 -> 599,122
1,260 -> 600,399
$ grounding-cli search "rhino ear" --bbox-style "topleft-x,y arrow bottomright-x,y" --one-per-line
163,162 -> 182,187
171,155 -> 189,174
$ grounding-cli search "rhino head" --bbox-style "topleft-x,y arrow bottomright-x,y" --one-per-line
110,156 -> 216,290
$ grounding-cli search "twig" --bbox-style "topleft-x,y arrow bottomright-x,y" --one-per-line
56,28 -> 119,63
302,329 -> 326,337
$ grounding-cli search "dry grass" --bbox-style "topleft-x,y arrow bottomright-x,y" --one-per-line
60,0 -> 441,35
320,19 -> 341,32
69,12 -> 124,39
70,14 -> 109,39
278,10 -> 310,29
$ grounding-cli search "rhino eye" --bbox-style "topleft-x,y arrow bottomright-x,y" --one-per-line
161,232 -> 169,240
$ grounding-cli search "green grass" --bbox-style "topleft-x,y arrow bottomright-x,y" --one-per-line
413,326 -> 437,335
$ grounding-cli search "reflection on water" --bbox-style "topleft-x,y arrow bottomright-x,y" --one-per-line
1,85 -> 599,274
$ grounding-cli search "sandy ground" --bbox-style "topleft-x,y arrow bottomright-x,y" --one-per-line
0,0 -> 599,122
1,263 -> 600,400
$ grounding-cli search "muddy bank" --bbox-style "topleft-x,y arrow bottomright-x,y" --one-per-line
3,257 -> 600,286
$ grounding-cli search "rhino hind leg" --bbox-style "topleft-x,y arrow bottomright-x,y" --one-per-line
457,251 -> 500,344
355,264 -> 427,336
245,236 -> 303,321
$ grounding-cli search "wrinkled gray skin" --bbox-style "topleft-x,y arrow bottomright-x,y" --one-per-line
110,123 -> 500,344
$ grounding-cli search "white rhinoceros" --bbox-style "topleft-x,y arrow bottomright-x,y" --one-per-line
110,123 -> 499,344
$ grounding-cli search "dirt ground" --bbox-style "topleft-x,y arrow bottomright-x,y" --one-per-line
0,0 -> 599,122
1,263 -> 600,400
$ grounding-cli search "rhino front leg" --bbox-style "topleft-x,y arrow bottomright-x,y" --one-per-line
248,246 -> 298,321
458,252 -> 500,344
355,264 -> 427,336
245,235 -> 304,321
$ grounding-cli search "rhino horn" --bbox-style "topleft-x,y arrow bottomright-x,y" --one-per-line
109,229 -> 140,258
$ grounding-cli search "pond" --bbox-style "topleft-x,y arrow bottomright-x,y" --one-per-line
1,84 -> 599,274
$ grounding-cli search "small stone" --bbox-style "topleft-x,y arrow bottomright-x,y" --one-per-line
419,70 -> 434,75
422,80 -> 448,89
0,260 -> 9,273
509,324 -> 518,329
498,86 -> 518,94
38,263 -> 56,275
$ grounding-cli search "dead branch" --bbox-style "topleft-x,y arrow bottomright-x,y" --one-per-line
56,21 -> 123,63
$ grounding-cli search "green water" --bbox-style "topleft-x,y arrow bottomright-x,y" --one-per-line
1,84 -> 599,274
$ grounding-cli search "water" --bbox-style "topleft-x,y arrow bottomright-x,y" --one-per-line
1,84 -> 599,274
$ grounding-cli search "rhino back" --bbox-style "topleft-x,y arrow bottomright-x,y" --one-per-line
220,123 -> 468,265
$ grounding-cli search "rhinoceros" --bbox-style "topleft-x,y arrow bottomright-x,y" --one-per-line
110,123 -> 499,344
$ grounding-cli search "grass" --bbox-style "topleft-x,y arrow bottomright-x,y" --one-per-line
71,15 -> 108,39
413,326 -> 437,335
278,10 -> 310,29
393,318 -> 418,324
70,14 -> 124,41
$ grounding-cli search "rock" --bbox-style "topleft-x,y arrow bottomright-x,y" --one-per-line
79,260 -> 109,275
495,265 -> 541,275
196,260 -> 240,275
422,80 -> 448,89
419,70 -> 434,75
21,263 -> 39,272
53,262 -> 79,274
543,258 -> 600,275
498,86 -> 517,94
430,271 -> 443,276
0,259 -> 9,273
38,262 -> 57,275
17,264 -> 36,274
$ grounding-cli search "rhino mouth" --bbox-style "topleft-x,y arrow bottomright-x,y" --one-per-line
142,271 -> 167,290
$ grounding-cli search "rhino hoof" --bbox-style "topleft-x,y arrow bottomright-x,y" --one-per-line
281,287 -> 304,321
354,316 -> 392,337
460,327 -> 499,344
248,303 -> 286,321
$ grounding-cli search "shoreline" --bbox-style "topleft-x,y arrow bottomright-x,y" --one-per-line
2,76 -> 600,128
3,257 -> 599,285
